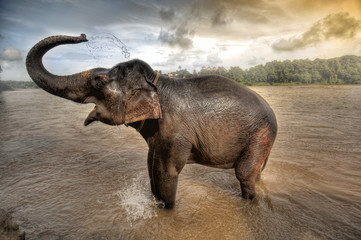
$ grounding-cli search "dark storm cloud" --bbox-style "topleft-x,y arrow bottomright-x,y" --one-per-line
272,12 -> 361,51
157,1 -> 200,49
211,0 -> 282,24
207,0 -> 280,26
211,7 -> 232,27
159,8 -> 176,21
158,26 -> 194,49
156,0 -> 267,48
155,0 -> 286,44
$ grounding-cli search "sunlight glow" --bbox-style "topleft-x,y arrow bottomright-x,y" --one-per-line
193,37 -> 219,52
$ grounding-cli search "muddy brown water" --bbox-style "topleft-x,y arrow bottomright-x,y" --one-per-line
0,86 -> 360,240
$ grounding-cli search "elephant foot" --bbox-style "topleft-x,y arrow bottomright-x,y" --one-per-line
241,182 -> 256,200
164,202 -> 175,209
155,198 -> 175,209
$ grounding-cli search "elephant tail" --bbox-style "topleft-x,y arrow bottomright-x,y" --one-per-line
261,154 -> 269,172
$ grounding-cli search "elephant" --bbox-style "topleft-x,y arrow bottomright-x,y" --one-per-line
26,34 -> 277,209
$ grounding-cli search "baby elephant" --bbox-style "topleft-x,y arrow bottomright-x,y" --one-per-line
26,34 -> 277,208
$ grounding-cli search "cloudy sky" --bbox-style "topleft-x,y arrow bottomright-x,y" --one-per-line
0,0 -> 361,81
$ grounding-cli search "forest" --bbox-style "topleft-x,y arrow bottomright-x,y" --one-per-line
166,55 -> 361,85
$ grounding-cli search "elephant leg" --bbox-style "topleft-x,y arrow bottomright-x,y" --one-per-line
147,150 -> 180,209
147,150 -> 157,197
235,125 -> 274,199
150,140 -> 190,209
153,170 -> 180,209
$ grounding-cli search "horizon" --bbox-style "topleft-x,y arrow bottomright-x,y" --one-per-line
1,0 -> 361,81
1,54 -> 359,82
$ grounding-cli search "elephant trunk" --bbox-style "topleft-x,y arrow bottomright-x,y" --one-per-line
26,34 -> 93,103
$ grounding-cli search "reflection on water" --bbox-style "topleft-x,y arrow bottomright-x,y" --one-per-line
0,86 -> 361,239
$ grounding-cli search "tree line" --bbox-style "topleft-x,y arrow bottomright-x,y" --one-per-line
0,81 -> 38,92
1,55 -> 360,92
165,55 -> 361,85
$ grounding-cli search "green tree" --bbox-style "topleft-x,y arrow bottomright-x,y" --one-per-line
227,66 -> 244,83
167,55 -> 361,85
172,68 -> 192,78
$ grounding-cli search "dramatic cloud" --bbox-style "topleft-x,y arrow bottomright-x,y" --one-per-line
159,8 -> 175,21
158,26 -> 194,49
211,7 -> 232,27
0,47 -> 22,61
272,12 -> 361,51
1,0 -> 361,80
157,2 -> 200,49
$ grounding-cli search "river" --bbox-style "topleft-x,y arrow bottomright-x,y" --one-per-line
0,86 -> 360,239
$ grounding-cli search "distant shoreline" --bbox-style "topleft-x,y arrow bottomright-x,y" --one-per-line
1,55 -> 360,90
0,81 -> 38,92
1,80 -> 359,93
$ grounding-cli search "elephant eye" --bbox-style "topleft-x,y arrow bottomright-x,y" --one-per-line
93,74 -> 109,89
96,81 -> 104,89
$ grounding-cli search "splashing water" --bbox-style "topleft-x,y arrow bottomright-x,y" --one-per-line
114,175 -> 158,223
86,33 -> 131,64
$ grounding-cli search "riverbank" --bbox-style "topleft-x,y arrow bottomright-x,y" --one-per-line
0,81 -> 38,92
1,80 -> 360,92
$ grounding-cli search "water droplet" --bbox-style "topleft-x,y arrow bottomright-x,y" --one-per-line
86,33 -> 131,64
114,175 -> 157,224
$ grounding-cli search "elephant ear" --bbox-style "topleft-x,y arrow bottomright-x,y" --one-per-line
124,84 -> 162,124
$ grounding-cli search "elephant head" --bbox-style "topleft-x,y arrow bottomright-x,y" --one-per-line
26,34 -> 162,126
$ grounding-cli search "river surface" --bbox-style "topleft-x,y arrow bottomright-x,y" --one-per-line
0,86 -> 360,240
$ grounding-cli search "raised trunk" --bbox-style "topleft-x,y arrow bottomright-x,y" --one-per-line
26,34 -> 93,103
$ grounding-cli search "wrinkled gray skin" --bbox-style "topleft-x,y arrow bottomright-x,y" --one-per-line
26,34 -> 277,209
